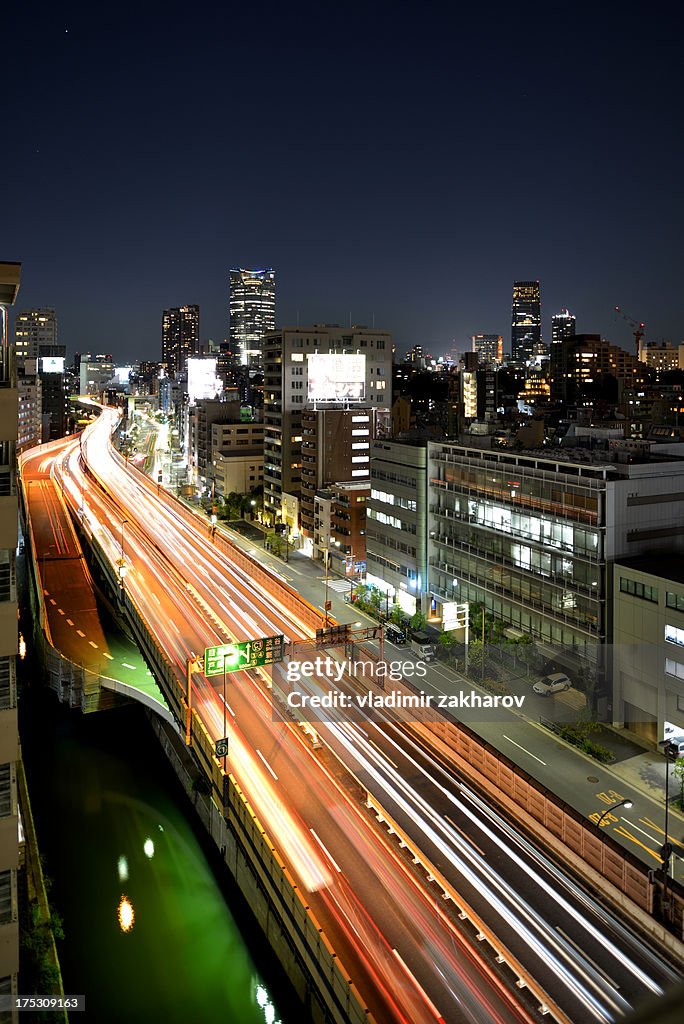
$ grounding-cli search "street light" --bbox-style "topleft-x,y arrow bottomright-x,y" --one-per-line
596,798 -> 633,827
324,548 -> 331,625
658,739 -> 679,921
119,518 -> 128,589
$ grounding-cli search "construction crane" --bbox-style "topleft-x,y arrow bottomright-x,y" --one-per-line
614,306 -> 646,359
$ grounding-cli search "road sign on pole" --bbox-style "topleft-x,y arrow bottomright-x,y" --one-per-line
204,634 -> 285,676
215,738 -> 229,758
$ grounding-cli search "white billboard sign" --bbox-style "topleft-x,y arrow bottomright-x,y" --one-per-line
187,358 -> 222,403
307,353 -> 366,403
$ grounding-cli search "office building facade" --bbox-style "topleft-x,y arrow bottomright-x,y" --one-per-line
427,442 -> 684,686
550,309 -> 576,402
263,326 -> 391,527
511,281 -> 542,362
612,556 -> 684,745
229,268 -> 276,370
14,308 -> 56,361
366,439 -> 428,617
471,334 -> 503,367
161,305 -> 200,376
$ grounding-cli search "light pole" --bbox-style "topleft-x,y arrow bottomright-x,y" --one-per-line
119,518 -> 128,590
324,548 -> 331,626
596,798 -> 633,827
658,739 -> 678,921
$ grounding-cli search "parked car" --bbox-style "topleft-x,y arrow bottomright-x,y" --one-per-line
385,623 -> 407,645
664,735 -> 684,756
533,672 -> 571,697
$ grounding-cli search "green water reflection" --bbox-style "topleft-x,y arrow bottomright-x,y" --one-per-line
21,695 -> 291,1024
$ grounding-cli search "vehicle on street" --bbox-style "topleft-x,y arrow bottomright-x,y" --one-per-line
533,672 -> 571,697
385,624 -> 407,645
410,631 -> 436,661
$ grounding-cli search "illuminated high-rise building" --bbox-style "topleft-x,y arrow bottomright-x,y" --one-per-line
550,308 -> 576,402
161,304 -> 200,376
229,268 -> 276,370
471,334 -> 503,367
14,307 -> 57,360
511,281 -> 542,362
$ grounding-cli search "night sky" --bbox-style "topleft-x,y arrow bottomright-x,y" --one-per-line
4,1 -> 682,362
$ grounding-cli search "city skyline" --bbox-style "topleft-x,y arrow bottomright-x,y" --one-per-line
5,4 -> 681,361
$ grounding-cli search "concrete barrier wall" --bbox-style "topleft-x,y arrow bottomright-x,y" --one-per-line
148,712 -> 377,1024
352,645 -> 684,954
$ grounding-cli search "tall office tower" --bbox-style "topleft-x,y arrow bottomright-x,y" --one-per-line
511,281 -> 542,362
0,261 -> 21,1000
161,305 -> 200,376
471,334 -> 503,367
550,309 -> 576,402
228,268 -> 276,370
14,307 -> 57,360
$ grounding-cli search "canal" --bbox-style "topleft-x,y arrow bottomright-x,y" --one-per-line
19,683 -> 300,1024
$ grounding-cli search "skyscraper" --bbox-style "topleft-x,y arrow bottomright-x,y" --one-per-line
161,305 -> 200,376
14,307 -> 57,360
511,281 -> 542,362
229,268 -> 276,370
550,309 -> 576,403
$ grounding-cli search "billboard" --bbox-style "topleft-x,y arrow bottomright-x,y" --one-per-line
40,356 -> 65,374
307,353 -> 366,403
187,358 -> 222,403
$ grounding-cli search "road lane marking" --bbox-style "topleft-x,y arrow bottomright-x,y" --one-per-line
444,814 -> 486,858
613,826 -> 662,861
49,599 -> 57,605
310,828 -> 342,872
640,817 -> 665,836
256,749 -> 278,780
122,662 -> 137,670
89,641 -> 98,649
76,630 -> 85,637
103,653 -> 114,660
502,735 -> 547,765
368,737 -> 398,768
555,927 -> 619,989
58,609 -> 65,615
620,818 -> 660,844
66,619 -> 74,626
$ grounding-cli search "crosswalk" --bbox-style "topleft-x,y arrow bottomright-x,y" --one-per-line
319,578 -> 353,593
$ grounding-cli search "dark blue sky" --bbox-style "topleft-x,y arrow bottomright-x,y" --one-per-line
4,1 -> 682,361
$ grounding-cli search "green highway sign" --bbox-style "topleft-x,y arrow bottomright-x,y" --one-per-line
204,634 -> 285,677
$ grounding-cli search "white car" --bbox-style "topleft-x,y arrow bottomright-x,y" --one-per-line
533,672 -> 571,697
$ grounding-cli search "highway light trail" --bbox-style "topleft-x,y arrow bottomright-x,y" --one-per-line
42,408 -> 679,1024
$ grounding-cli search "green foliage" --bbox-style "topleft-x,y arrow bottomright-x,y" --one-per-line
556,723 -> 613,763
389,605 -> 405,626
674,757 -> 684,810
438,630 -> 457,648
410,610 -> 427,631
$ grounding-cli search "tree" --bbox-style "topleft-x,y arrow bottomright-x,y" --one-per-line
390,605 -> 405,626
410,610 -> 427,632
674,757 -> 684,811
